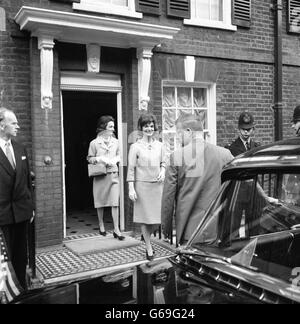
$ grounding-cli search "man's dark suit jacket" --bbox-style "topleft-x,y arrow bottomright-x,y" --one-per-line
0,140 -> 33,225
226,137 -> 261,157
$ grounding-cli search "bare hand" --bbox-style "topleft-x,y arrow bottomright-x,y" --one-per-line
129,189 -> 137,202
157,169 -> 166,183
89,157 -> 98,165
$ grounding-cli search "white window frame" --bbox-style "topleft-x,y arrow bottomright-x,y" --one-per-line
73,0 -> 143,19
184,0 -> 237,31
162,81 -> 217,154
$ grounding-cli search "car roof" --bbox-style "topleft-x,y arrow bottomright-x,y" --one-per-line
224,137 -> 300,173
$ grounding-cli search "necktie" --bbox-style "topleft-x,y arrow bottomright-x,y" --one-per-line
246,141 -> 251,151
5,142 -> 15,169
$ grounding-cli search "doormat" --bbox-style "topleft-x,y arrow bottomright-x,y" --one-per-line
64,235 -> 141,256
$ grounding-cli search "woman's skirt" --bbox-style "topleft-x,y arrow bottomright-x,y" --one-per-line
133,181 -> 163,225
93,172 -> 119,208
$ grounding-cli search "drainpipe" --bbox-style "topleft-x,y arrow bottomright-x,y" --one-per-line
273,0 -> 283,141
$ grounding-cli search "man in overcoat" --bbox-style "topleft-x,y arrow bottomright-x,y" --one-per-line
0,107 -> 33,288
226,112 -> 260,157
161,115 -> 233,246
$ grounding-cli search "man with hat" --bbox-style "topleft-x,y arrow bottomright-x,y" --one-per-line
291,105 -> 300,136
226,112 -> 261,157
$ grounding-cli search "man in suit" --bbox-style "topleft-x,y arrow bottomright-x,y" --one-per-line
0,107 -> 33,289
226,112 -> 260,157
161,115 -> 233,246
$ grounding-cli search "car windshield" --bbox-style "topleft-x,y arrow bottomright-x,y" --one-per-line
189,169 -> 300,284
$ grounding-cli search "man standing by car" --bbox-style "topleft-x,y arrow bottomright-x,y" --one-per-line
226,112 -> 260,157
0,107 -> 33,289
161,115 -> 233,246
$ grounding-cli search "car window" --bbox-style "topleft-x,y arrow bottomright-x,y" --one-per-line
190,170 -> 300,284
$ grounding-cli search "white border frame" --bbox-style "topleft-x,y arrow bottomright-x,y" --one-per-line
73,0 -> 143,19
162,81 -> 217,145
184,0 -> 237,31
60,72 -> 125,238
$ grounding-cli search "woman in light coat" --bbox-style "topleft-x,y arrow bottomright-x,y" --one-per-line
88,115 -> 124,240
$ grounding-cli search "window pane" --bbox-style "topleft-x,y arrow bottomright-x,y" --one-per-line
178,109 -> 192,119
196,0 -> 210,20
163,87 -> 175,107
193,88 -> 207,107
211,0 -> 223,21
194,110 -> 207,129
283,174 -> 300,205
162,109 -> 176,131
178,88 -> 192,108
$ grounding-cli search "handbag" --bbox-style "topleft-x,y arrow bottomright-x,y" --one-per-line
88,163 -> 107,177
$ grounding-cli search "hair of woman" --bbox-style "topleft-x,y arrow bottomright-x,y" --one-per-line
137,113 -> 158,132
96,115 -> 115,134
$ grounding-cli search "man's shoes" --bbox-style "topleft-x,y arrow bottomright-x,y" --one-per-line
99,230 -> 107,236
113,232 -> 125,240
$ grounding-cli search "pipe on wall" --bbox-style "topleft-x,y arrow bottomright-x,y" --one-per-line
273,0 -> 283,141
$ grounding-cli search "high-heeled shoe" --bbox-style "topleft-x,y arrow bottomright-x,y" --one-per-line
113,232 -> 125,241
146,250 -> 154,261
99,230 -> 107,236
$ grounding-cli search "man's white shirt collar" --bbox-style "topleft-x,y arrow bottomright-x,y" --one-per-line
0,138 -> 16,164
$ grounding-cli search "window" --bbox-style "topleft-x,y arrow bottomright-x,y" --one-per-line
73,0 -> 142,18
184,0 -> 237,31
162,83 -> 216,157
190,170 -> 300,284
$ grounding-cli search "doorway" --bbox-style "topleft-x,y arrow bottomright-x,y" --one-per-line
62,91 -> 118,236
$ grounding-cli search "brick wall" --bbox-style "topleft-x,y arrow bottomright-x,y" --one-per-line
30,38 -> 64,247
152,53 -> 274,147
0,2 -> 31,151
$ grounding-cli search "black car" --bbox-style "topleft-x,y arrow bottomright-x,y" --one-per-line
168,138 -> 300,304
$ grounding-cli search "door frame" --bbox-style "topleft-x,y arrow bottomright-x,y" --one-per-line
60,72 -> 124,238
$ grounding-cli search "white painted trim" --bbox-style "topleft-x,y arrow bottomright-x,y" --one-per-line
15,7 -> 179,48
38,36 -> 55,109
184,56 -> 196,83
184,18 -> 237,31
60,91 -> 67,239
0,7 -> 6,32
207,83 -> 217,145
60,72 -> 122,92
73,0 -> 143,19
117,92 -> 125,231
185,0 -> 237,32
60,72 -> 125,238
137,48 -> 153,110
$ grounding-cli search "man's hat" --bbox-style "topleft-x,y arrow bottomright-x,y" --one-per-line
238,112 -> 255,129
292,105 -> 300,123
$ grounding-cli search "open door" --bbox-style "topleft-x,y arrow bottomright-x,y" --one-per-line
62,90 -> 120,237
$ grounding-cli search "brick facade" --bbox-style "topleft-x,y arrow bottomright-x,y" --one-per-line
1,0 -> 300,247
